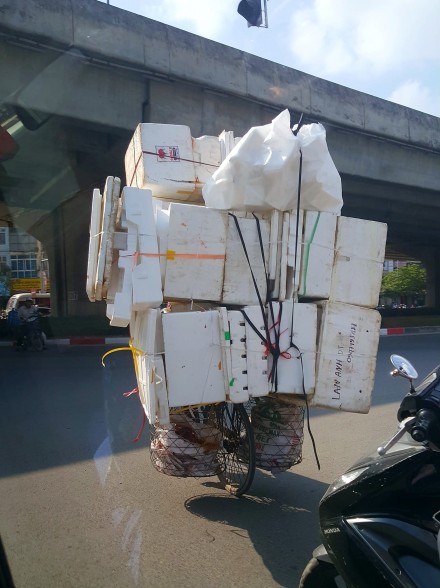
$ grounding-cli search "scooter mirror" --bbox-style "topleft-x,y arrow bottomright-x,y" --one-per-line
390,354 -> 418,381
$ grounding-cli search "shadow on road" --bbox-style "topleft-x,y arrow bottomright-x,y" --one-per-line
186,470 -> 327,588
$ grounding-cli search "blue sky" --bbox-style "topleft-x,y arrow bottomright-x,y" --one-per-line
99,0 -> 440,117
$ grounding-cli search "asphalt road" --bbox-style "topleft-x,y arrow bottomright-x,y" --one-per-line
1,334 -> 439,588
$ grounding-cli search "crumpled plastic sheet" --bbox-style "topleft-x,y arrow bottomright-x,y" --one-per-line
203,109 -> 342,214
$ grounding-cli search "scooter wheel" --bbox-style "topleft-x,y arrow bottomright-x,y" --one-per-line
299,557 -> 341,588
31,334 -> 44,352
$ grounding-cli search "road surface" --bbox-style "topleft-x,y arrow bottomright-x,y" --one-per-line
1,334 -> 439,587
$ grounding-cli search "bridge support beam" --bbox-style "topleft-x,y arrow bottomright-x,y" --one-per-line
423,248 -> 440,309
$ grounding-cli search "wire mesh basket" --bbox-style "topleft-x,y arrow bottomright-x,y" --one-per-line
251,396 -> 305,473
150,406 -> 222,478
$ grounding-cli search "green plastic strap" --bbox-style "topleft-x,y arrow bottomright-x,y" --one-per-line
229,378 -> 235,387
224,331 -> 231,341
302,212 -> 321,296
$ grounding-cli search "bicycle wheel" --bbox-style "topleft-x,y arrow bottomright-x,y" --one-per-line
216,402 -> 256,496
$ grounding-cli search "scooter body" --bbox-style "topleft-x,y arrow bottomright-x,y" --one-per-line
301,359 -> 440,588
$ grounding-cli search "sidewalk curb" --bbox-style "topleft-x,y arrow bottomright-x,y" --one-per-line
380,326 -> 440,336
0,337 -> 130,347
2,328 -> 440,347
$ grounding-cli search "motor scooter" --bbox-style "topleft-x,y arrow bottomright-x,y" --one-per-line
300,354 -> 440,588
16,315 -> 45,352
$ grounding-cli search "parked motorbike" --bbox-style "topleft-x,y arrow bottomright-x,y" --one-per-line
300,354 -> 440,588
16,315 -> 45,352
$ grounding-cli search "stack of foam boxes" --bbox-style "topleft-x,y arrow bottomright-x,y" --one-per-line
86,118 -> 387,428
298,212 -> 386,413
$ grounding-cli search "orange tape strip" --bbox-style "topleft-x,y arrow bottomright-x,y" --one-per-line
122,250 -> 225,262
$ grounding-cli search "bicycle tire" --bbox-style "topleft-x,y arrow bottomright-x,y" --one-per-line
216,402 -> 256,496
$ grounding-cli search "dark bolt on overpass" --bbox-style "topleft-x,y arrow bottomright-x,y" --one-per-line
0,0 -> 439,316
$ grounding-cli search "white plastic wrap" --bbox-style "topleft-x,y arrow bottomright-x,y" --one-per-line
203,110 -> 301,211
203,111 -> 343,213
295,123 -> 343,214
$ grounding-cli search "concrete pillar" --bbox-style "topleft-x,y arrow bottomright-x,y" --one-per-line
423,248 -> 440,309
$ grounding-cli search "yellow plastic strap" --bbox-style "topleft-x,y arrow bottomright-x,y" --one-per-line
101,342 -> 145,367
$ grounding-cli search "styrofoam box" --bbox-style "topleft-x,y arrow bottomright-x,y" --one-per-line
299,211 -> 337,299
222,213 -> 270,305
94,176 -> 120,301
124,187 -> 163,311
105,228 -> 136,328
225,310 -> 250,403
286,210 -> 304,299
312,301 -> 381,413
125,123 -> 213,202
162,310 -> 227,407
330,217 -> 387,308
86,188 -> 102,302
242,306 -> 270,398
164,203 -> 227,301
219,130 -> 242,161
106,188 -> 163,327
192,135 -> 221,187
152,199 -> 170,285
267,301 -> 317,396
131,309 -> 169,425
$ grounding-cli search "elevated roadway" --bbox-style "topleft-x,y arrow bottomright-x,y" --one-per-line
0,0 -> 439,314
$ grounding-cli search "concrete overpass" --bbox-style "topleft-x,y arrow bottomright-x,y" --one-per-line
0,0 -> 439,315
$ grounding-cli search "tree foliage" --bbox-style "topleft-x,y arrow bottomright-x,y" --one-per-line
381,264 -> 426,297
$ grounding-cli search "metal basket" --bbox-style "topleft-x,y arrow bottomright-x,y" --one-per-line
251,396 -> 305,473
149,406 -> 222,478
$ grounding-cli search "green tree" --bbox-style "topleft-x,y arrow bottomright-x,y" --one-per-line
381,264 -> 426,299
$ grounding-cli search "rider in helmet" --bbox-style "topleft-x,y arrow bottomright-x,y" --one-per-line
17,297 -> 39,349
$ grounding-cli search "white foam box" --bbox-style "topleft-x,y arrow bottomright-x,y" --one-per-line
94,176 -> 120,301
267,301 -> 317,396
164,203 -> 227,301
241,306 -> 270,398
86,188 -> 102,302
106,188 -> 163,327
162,310 -> 227,407
224,310 -> 249,403
152,198 -> 170,285
219,130 -> 242,161
131,309 -> 169,425
286,209 -> 304,299
222,213 -> 271,305
125,123 -> 217,202
312,301 -> 381,413
105,229 -> 136,328
330,217 -> 387,308
192,135 -> 221,187
268,210 -> 281,299
299,211 -> 337,299
122,188 -> 163,311
166,301 -> 218,313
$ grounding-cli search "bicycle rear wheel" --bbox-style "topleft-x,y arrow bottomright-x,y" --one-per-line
216,402 -> 256,496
